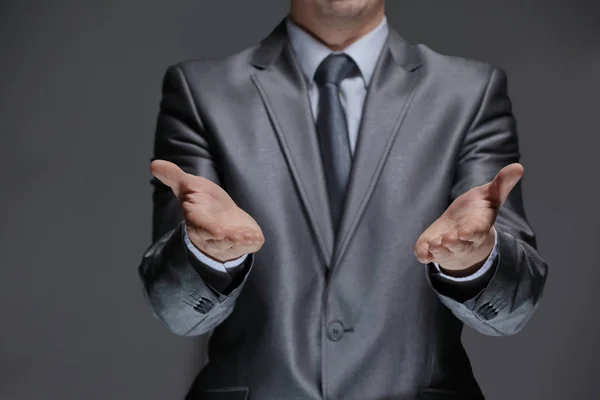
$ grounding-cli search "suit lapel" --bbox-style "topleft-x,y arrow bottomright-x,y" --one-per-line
249,23 -> 423,271
250,21 -> 335,267
330,29 -> 424,271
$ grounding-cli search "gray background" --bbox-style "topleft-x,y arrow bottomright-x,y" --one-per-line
1,0 -> 598,399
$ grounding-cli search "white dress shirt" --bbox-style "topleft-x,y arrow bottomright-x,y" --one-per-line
183,16 -> 498,281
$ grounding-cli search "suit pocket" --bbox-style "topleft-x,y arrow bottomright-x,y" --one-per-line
195,387 -> 249,400
419,388 -> 483,400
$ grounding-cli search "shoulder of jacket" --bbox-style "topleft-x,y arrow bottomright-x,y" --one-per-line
414,43 -> 501,83
166,43 -> 260,81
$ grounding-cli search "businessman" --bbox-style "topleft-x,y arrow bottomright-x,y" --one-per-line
139,1 -> 548,399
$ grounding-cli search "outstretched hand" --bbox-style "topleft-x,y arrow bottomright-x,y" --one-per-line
151,160 -> 264,263
414,163 -> 524,275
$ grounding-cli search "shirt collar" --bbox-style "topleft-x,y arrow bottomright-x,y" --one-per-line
285,15 -> 389,87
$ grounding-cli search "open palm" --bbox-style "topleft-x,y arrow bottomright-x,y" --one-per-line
151,160 -> 264,262
414,163 -> 524,272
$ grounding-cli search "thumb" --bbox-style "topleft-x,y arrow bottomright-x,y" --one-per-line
150,160 -> 187,196
487,163 -> 524,207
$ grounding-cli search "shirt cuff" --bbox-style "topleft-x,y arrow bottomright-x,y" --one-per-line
183,222 -> 248,273
432,227 -> 498,282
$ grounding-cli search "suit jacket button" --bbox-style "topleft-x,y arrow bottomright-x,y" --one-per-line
327,321 -> 345,341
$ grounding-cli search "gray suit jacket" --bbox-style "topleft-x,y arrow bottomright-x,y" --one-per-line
139,19 -> 548,400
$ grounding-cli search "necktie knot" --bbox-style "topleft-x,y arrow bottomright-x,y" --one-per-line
314,53 -> 359,86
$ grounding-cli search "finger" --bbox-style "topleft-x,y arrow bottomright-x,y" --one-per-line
427,235 -> 453,258
218,229 -> 263,254
236,236 -> 265,253
456,221 -> 477,242
228,229 -> 257,246
414,217 -> 453,258
188,225 -> 213,242
487,163 -> 524,207
192,228 -> 261,257
203,222 -> 227,241
418,217 -> 450,244
150,160 -> 188,196
440,230 -> 459,248
414,240 -> 434,264
441,230 -> 471,254
203,228 -> 263,252
186,208 -> 227,240
456,219 -> 490,246
238,228 -> 264,245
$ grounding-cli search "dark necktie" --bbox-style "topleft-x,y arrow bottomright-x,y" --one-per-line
314,53 -> 359,238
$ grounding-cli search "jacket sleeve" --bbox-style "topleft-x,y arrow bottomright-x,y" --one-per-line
137,64 -> 254,336
426,67 -> 549,336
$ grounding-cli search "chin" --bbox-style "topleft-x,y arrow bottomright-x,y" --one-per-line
320,0 -> 377,19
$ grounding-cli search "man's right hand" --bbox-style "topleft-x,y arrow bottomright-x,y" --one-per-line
150,160 -> 265,263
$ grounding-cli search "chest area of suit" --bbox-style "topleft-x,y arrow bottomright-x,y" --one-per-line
203,74 -> 471,202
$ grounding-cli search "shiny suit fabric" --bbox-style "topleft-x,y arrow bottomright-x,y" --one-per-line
138,20 -> 548,400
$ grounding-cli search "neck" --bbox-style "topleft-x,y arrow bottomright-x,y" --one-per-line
290,6 -> 384,51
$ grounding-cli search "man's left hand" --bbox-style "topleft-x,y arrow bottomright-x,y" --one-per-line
414,163 -> 524,276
